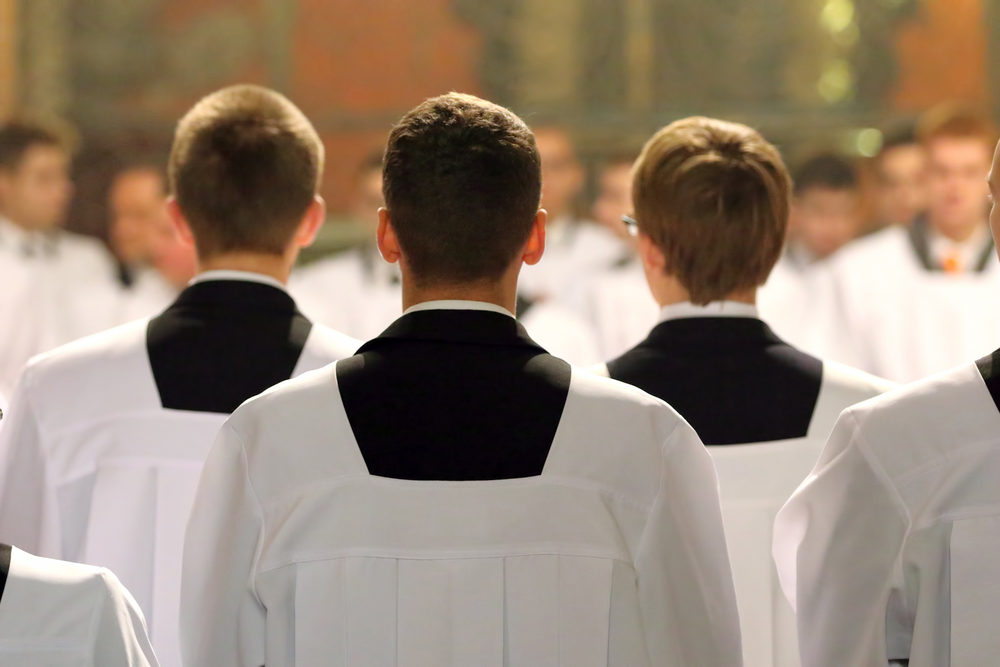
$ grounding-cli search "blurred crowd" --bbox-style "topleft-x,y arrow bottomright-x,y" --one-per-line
0,100 -> 993,398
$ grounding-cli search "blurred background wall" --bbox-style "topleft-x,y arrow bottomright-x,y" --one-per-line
0,0 -> 994,250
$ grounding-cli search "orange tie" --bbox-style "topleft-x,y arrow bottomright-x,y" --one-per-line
942,252 -> 962,274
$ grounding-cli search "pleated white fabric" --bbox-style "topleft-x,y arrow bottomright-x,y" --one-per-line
0,546 -> 157,666
0,318 -> 357,667
182,364 -> 742,666
707,361 -> 891,667
774,362 -> 1000,666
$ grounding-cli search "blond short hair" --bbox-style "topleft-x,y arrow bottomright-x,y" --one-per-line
632,116 -> 791,304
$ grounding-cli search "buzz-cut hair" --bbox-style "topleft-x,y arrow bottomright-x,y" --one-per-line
168,84 -> 324,259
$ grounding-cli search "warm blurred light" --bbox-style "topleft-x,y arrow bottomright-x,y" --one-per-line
820,0 -> 856,34
818,59 -> 854,103
832,22 -> 860,48
878,0 -> 907,7
855,128 -> 884,157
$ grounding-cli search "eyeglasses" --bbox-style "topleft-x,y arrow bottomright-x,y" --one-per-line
621,214 -> 639,238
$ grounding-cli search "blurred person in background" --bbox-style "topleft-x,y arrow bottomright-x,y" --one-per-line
591,154 -> 638,244
516,125 -> 626,308
562,153 -> 658,359
290,148 -> 403,340
517,152 -> 643,364
817,102 -> 1000,382
109,166 -> 163,286
597,115 -> 892,667
0,120 -> 120,395
870,122 -> 928,229
109,166 -> 197,322
785,152 -> 863,267
757,152 -> 863,353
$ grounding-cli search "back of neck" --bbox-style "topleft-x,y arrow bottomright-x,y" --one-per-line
197,252 -> 292,285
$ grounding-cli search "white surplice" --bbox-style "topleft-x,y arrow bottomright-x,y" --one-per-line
594,302 -> 895,667
0,277 -> 358,667
0,218 -> 123,396
181,365 -> 742,667
0,545 -> 157,666
774,362 -> 1000,666
708,362 -> 892,667
814,225 -> 1000,382
289,247 -> 403,340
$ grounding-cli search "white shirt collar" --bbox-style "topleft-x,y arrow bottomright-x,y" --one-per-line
404,299 -> 515,319
927,224 -> 990,270
0,215 -> 59,255
189,270 -> 288,293
658,300 -> 759,323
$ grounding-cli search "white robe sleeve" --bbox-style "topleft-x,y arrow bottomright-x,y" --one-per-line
773,410 -> 910,666
180,422 -> 265,667
0,373 -> 60,556
91,569 -> 160,666
636,420 -> 743,666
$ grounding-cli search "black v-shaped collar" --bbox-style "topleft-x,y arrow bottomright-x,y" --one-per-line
0,543 -> 10,605
976,349 -> 1000,414
908,216 -> 994,273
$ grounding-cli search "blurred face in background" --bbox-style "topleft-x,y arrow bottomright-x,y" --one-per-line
534,127 -> 584,222
109,168 -> 165,265
790,185 -> 863,260
0,145 -> 73,231
875,143 -> 928,226
592,160 -> 634,239
925,136 -> 993,241
352,166 -> 383,233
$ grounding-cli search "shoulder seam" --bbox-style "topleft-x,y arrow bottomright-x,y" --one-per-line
847,409 -> 912,526
224,421 -> 268,606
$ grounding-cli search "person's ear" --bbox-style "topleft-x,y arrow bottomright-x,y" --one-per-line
376,207 -> 401,264
165,197 -> 196,249
637,233 -> 666,275
521,208 -> 547,266
293,195 -> 326,248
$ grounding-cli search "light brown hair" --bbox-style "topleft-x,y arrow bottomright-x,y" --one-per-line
168,84 -> 324,259
917,101 -> 997,147
632,116 -> 790,304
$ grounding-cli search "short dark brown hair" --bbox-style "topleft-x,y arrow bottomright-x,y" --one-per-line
917,101 -> 996,147
168,84 -> 324,258
0,120 -> 67,170
633,116 -> 790,305
382,92 -> 541,285
792,152 -> 857,195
